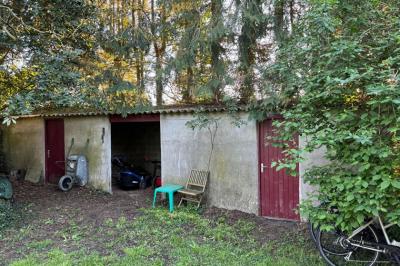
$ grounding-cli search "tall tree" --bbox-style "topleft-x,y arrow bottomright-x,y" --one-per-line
237,0 -> 268,103
1,0 -> 310,117
273,0 -> 286,45
151,0 -> 168,105
0,0 -> 99,121
209,0 -> 224,103
95,0 -> 152,111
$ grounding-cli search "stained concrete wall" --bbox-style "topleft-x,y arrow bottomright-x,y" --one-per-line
1,116 -> 112,192
299,136 -> 329,220
160,113 -> 328,218
160,113 -> 259,214
64,117 -> 112,193
1,118 -> 45,182
0,112 -> 327,218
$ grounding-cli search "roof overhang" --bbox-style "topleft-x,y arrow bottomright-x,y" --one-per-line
8,105 -> 249,120
110,114 -> 160,123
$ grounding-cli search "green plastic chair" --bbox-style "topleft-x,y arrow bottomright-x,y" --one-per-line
152,184 -> 184,212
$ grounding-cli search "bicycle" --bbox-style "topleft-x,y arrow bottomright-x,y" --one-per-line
317,216 -> 400,265
310,221 -> 350,257
308,204 -> 349,256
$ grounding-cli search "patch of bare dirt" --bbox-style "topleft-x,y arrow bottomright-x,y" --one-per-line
0,179 -> 154,263
14,179 -> 153,221
0,180 -> 308,264
203,207 -> 308,244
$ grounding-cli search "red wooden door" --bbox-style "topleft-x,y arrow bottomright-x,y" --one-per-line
259,119 -> 299,220
45,119 -> 65,184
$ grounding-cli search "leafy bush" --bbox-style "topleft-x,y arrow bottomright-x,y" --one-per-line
261,0 -> 400,231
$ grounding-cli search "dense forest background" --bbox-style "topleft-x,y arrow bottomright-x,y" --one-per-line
0,0 -> 302,115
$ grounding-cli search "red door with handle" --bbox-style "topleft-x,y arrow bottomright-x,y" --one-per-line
45,119 -> 65,184
259,119 -> 299,220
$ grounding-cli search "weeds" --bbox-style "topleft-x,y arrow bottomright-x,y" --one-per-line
0,202 -> 27,237
6,207 -> 323,266
27,239 -> 53,250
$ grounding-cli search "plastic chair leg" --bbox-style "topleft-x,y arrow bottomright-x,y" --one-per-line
168,192 -> 174,212
152,190 -> 158,208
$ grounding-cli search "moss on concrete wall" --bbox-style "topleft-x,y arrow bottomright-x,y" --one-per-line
64,117 -> 111,193
1,118 -> 45,182
1,116 -> 111,192
160,113 -> 260,214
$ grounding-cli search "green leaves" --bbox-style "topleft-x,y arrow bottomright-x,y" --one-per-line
392,180 -> 400,189
259,0 -> 400,232
380,180 -> 391,190
0,0 -> 101,117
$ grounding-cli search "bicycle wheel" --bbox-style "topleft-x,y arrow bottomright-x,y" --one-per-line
310,222 -> 349,256
309,222 -> 318,243
317,225 -> 379,266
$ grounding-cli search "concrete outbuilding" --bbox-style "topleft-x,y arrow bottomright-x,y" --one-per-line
0,106 -> 326,220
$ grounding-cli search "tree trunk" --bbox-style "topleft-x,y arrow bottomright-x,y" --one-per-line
210,0 -> 223,103
238,0 -> 263,103
274,0 -> 285,45
151,0 -> 166,105
182,66 -> 194,103
155,49 -> 163,105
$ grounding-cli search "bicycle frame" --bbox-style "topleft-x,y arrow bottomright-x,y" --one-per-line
346,216 -> 400,253
316,215 -> 400,265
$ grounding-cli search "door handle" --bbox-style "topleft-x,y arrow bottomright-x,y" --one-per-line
261,163 -> 268,173
47,150 -> 50,158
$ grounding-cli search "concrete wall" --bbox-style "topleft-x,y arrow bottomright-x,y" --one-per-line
160,113 -> 259,214
160,113 -> 328,218
64,117 -> 112,193
299,136 -> 329,220
1,118 -> 45,182
0,112 -> 327,218
1,116 -> 112,192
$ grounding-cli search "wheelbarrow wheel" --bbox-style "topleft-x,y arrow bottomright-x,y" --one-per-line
58,175 -> 74,192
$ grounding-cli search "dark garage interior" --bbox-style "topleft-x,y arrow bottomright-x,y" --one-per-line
111,122 -> 161,189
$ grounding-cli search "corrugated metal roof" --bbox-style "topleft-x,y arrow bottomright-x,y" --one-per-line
12,105 -> 248,119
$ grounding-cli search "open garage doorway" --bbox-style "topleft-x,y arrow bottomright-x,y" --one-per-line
110,115 -> 161,191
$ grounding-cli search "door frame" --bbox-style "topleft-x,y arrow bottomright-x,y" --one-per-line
257,117 -> 300,221
44,118 -> 65,184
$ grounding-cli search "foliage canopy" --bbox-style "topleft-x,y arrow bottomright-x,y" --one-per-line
1,0 -> 299,118
261,0 -> 400,231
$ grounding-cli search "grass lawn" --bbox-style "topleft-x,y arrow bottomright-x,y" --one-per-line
2,207 -> 322,266
0,181 -> 324,266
